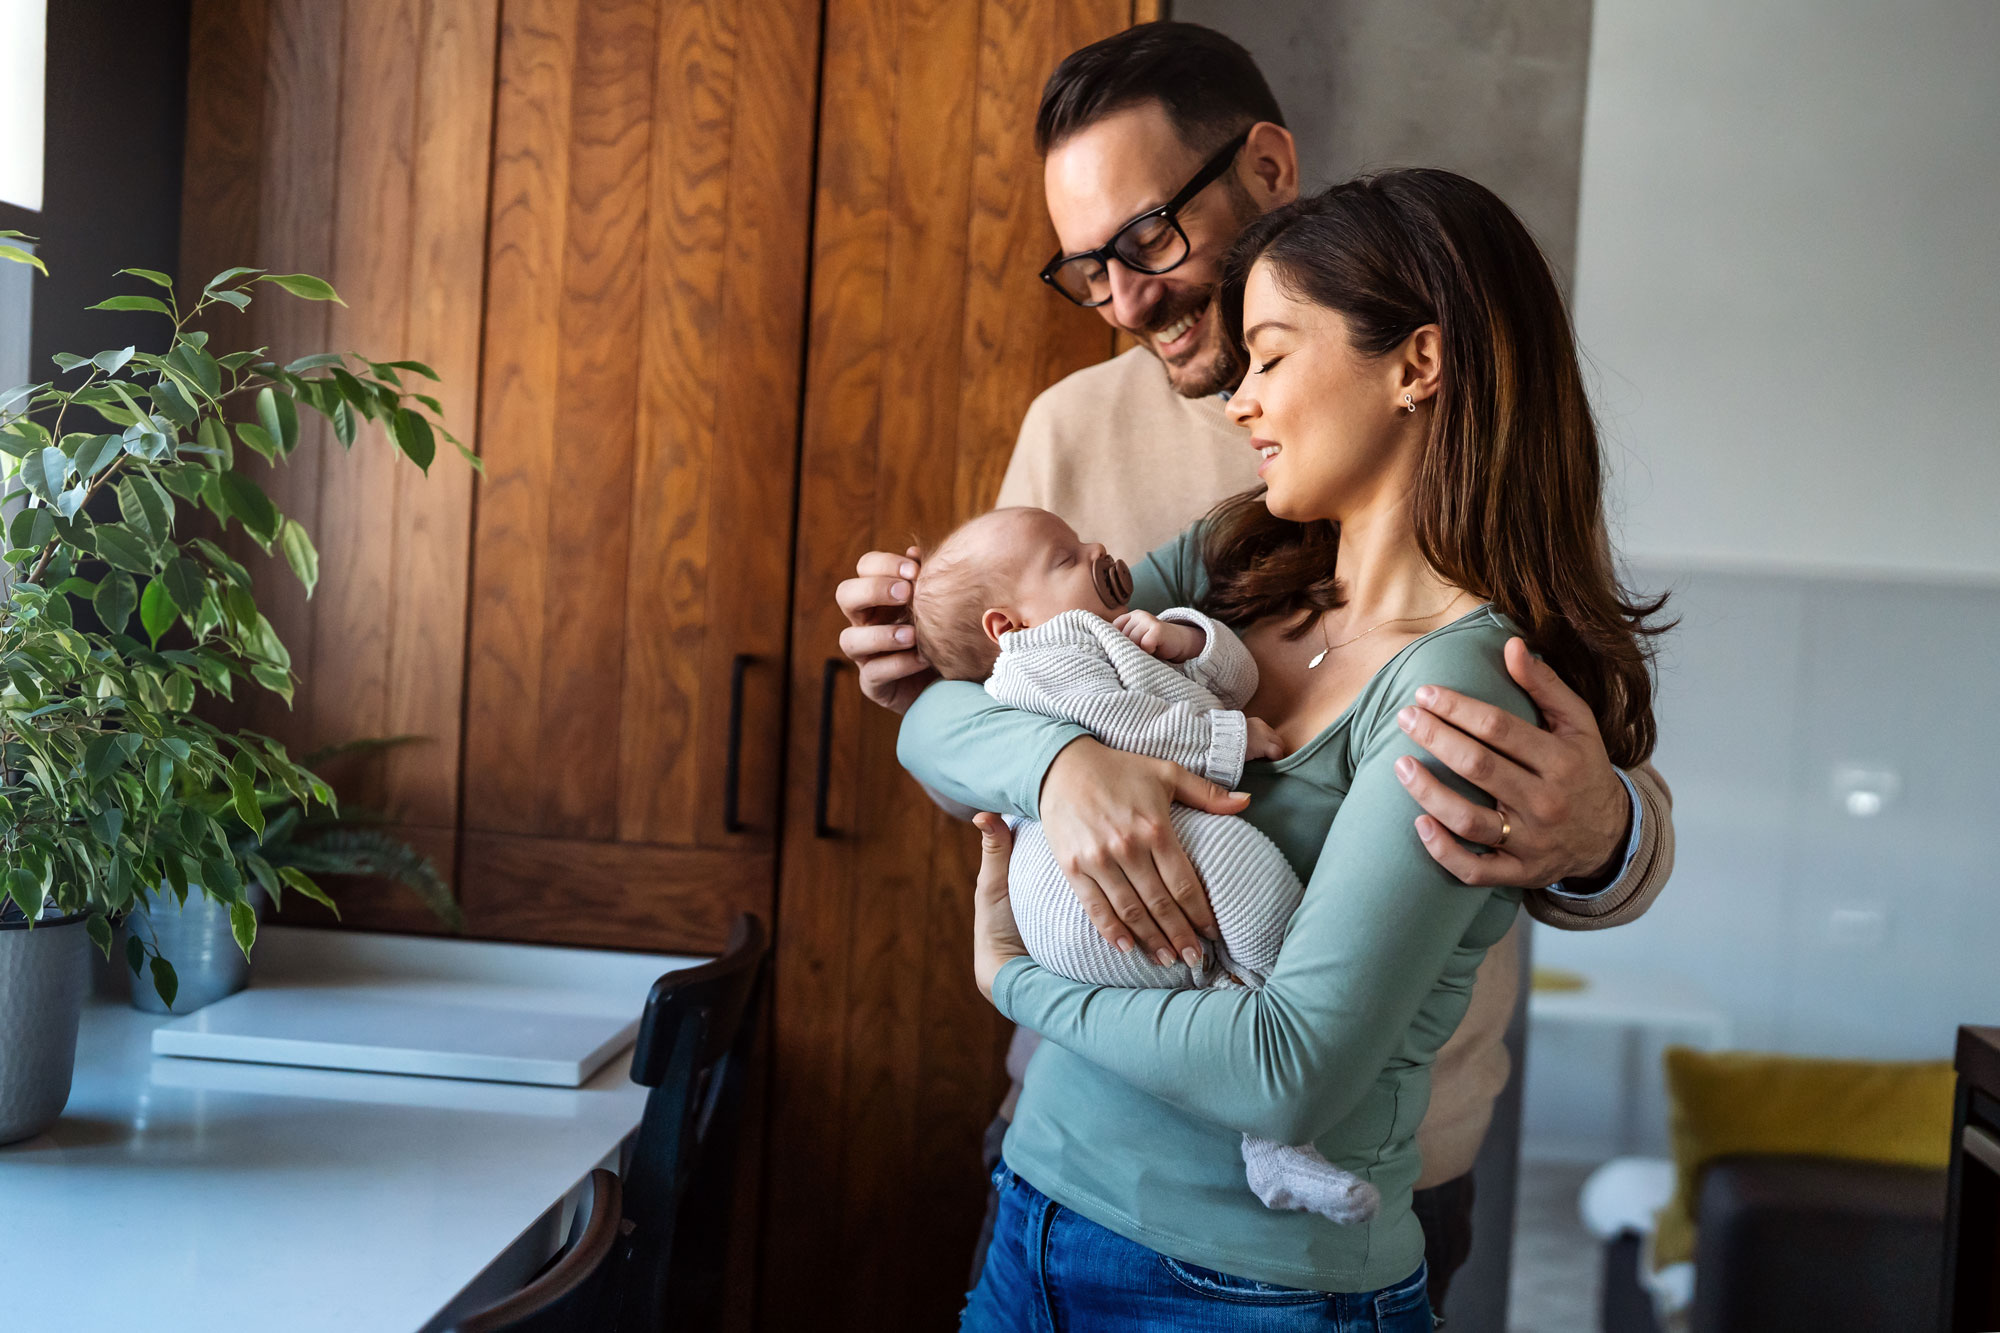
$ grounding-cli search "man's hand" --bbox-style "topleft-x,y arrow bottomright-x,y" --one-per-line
836,547 -> 935,713
1112,610 -> 1205,663
1393,637 -> 1631,888
1039,739 -> 1248,969
971,813 -> 1027,1001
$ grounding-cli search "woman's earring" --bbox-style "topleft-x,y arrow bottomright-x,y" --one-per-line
1403,392 -> 1416,413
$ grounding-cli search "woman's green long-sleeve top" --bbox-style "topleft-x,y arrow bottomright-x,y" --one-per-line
896,526 -> 1530,1292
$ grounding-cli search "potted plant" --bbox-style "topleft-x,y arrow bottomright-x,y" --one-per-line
122,735 -> 466,1014
0,233 -> 469,1142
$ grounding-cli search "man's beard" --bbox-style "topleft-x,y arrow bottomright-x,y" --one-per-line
1138,288 -> 1247,399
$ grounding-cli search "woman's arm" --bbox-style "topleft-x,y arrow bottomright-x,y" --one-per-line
898,525 -> 1240,966
989,646 -> 1532,1146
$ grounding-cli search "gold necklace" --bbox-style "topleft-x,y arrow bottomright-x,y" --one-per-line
1307,598 -> 1464,669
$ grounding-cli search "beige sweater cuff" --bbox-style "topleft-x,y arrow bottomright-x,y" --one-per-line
1523,761 -> 1676,931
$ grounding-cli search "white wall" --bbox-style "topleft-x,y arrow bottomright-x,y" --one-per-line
1573,0 -> 2000,581
0,0 -> 46,212
1528,0 -> 2000,1161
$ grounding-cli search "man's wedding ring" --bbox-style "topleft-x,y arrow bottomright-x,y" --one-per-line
1494,817 -> 1511,848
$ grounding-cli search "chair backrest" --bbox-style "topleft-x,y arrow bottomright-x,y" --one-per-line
611,912 -> 769,1333
449,1169 -> 624,1333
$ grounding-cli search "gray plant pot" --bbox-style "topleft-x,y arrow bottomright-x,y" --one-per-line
123,886 -> 268,1015
0,909 -> 90,1146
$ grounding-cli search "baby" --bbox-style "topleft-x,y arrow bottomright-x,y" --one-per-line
909,506 -> 1379,1225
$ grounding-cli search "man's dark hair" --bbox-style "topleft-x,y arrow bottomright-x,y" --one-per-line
1035,21 -> 1285,157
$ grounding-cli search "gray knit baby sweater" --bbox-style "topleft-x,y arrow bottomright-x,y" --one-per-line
985,607 -> 1301,990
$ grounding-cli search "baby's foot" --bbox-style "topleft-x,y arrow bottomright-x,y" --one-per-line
1241,1135 -> 1381,1224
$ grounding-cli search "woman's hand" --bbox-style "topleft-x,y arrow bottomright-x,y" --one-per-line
1394,637 -> 1633,887
1038,739 -> 1249,969
972,813 -> 1027,1001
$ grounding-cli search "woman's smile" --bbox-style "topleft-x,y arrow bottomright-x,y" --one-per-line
1252,437 -> 1281,476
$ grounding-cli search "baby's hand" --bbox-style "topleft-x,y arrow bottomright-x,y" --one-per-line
1245,717 -> 1290,762
1114,610 -> 1206,663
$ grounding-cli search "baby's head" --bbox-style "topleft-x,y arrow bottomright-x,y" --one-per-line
910,507 -> 1134,681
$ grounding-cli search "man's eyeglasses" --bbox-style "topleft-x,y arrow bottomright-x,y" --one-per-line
1038,128 -> 1252,309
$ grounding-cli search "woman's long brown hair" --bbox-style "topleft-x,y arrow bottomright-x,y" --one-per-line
1206,170 -> 1670,767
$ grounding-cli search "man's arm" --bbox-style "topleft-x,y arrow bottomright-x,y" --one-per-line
1524,762 -> 1673,930
1391,637 -> 1677,926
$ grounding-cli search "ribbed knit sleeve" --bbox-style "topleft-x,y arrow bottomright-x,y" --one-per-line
1523,761 -> 1676,930
1158,607 -> 1259,709
985,610 -> 1247,790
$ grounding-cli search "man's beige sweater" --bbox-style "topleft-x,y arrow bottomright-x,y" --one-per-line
993,347 -> 1676,1188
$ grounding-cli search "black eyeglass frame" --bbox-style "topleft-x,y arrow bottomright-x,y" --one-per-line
1038,128 -> 1254,309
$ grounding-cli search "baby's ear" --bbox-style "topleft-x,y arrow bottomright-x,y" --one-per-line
981,608 -> 1022,645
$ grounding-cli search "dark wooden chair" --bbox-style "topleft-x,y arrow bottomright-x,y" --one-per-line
608,912 -> 770,1333
448,1169 -> 625,1333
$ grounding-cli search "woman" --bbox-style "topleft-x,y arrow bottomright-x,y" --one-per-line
898,169 -> 1667,1329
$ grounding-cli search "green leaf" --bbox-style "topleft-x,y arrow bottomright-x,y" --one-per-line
125,933 -> 146,977
278,867 -> 339,919
54,486 -> 87,520
206,289 -> 250,311
234,421 -> 278,462
0,242 -> 47,274
285,352 -> 346,374
256,273 -> 345,304
91,523 -> 157,572
84,732 -> 141,781
383,359 -> 441,381
453,440 -> 485,474
390,408 -> 435,473
228,757 -> 265,839
257,385 -> 299,452
145,747 -> 174,797
149,378 -> 198,427
92,346 -> 137,375
161,556 -> 208,616
217,472 -> 280,543
86,913 -> 113,958
139,577 -> 176,644
52,352 -> 90,372
89,294 -> 174,316
205,266 -> 262,291
194,415 -> 232,469
119,268 -> 175,289
117,475 -> 172,543
20,445 -> 68,500
149,957 -> 179,1010
228,899 -> 259,961
279,518 -> 319,595
93,571 -> 137,633
87,800 -> 123,847
72,433 -> 122,479
4,868 -> 41,919
331,400 -> 355,447
328,367 -> 372,413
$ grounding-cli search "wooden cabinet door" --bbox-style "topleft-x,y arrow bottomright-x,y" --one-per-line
180,0 -> 500,929
762,1 -> 1146,1326
459,0 -> 821,954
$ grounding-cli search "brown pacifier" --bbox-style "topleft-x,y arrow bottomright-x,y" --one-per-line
1092,553 -> 1133,610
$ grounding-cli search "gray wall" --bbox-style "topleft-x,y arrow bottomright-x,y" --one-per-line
1173,0 -> 1595,278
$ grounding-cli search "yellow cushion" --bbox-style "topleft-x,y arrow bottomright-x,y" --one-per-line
1653,1047 -> 1956,1268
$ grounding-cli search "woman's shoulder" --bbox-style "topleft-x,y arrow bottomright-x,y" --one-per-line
1353,606 -> 1537,733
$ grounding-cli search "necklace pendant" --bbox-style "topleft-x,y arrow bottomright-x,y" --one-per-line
1307,648 -> 1329,669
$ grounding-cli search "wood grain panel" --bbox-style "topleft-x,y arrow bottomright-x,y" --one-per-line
306,0 -> 422,802
531,0 -> 658,838
457,831 -> 774,951
463,0 -> 579,834
381,0 -> 498,829
765,1 -> 1133,1326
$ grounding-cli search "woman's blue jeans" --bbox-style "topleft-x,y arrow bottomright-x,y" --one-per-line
961,1163 -> 1433,1332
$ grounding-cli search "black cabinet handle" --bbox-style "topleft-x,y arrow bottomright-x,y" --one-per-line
723,653 -> 751,834
814,658 -> 841,838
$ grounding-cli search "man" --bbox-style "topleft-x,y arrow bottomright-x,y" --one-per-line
836,22 -> 1674,1314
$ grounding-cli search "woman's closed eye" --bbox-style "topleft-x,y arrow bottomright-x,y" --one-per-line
1253,355 -> 1283,375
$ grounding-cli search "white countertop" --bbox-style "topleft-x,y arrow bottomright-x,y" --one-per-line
2,931 -> 697,1333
